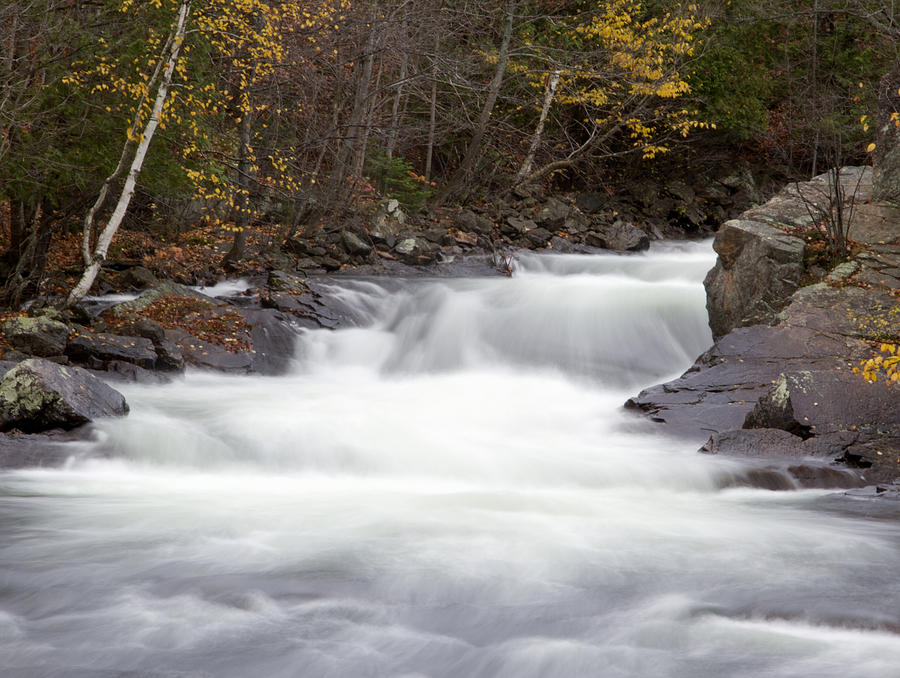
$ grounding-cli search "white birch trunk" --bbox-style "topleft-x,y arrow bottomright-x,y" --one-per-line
67,0 -> 190,307
516,69 -> 560,183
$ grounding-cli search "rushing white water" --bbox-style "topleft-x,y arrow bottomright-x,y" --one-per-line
2,241 -> 900,678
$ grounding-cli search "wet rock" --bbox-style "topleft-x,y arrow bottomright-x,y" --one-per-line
153,339 -> 185,372
701,428 -> 805,457
261,271 -> 360,330
164,328 -> 253,373
118,317 -> 167,344
2,316 -> 69,357
66,332 -> 157,370
0,358 -> 128,432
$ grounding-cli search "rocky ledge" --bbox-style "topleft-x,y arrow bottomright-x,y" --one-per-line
627,168 -> 900,486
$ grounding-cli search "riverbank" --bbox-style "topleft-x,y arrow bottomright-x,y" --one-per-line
628,167 -> 900,485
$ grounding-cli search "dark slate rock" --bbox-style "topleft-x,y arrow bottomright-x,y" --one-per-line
119,317 -> 167,345
743,373 -> 809,436
535,198 -> 571,229
574,192 -> 606,214
2,316 -> 69,357
0,358 -> 128,432
524,227 -> 553,247
501,216 -> 533,238
153,339 -> 185,372
118,266 -> 158,290
164,328 -> 253,373
66,332 -> 157,370
606,220 -> 650,251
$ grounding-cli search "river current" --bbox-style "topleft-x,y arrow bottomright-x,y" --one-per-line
2,242 -> 900,677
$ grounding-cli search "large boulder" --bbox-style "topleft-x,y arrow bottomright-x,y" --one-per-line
703,219 -> 804,339
873,68 -> 900,203
2,316 -> 69,357
0,358 -> 128,432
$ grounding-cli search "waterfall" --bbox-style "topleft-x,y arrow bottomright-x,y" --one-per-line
2,241 -> 899,678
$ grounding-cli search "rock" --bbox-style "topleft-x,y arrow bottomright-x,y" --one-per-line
451,229 -> 479,246
164,328 -> 253,373
341,230 -> 373,256
239,308 -> 299,376
372,199 -> 407,243
549,236 -> 590,254
119,317 -> 167,345
421,227 -> 453,245
118,266 -> 158,290
703,219 -> 804,339
584,231 -> 608,249
66,332 -> 158,370
454,209 -> 494,235
0,358 -> 128,432
743,373 -> 808,436
318,256 -> 342,272
563,210 -> 589,235
524,227 -> 553,248
665,181 -> 696,204
153,339 -> 185,372
606,220 -> 649,251
511,183 -> 536,200
700,428 -> 806,457
873,68 -> 900,203
501,216 -> 534,238
574,192 -> 606,214
2,316 -> 69,357
261,272 -> 359,330
535,198 -> 571,229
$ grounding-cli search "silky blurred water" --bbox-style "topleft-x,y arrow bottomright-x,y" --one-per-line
2,241 -> 899,678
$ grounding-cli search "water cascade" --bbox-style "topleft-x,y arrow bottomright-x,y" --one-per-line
2,241 -> 899,678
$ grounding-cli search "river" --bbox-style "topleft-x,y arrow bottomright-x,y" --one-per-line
2,241 -> 899,677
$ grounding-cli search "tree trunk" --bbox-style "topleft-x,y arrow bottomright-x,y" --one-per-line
1,199 -> 49,309
67,0 -> 191,307
385,13 -> 409,159
516,69 -> 560,183
223,97 -> 254,266
434,0 -> 516,204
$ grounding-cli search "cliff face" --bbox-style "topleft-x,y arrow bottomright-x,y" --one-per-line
703,168 -> 871,340
628,168 -> 900,485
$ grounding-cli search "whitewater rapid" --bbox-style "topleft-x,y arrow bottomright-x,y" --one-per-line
2,241 -> 899,678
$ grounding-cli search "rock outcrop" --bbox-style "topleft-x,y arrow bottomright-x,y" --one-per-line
0,358 -> 128,432
628,168 -> 900,485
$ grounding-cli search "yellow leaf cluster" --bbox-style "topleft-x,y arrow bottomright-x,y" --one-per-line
855,344 -> 900,385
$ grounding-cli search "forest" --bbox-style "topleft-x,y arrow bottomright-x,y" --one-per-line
1,0 -> 899,307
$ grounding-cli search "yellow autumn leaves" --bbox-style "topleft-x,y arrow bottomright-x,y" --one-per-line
855,344 -> 900,385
